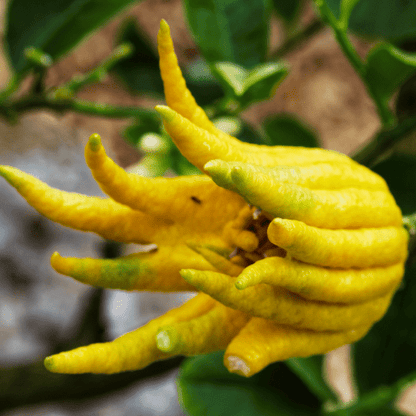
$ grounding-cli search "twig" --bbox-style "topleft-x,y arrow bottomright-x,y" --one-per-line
313,0 -> 396,128
0,95 -> 155,120
0,357 -> 184,413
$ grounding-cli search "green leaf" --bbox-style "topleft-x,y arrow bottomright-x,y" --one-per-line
5,0 -> 139,73
213,63 -> 247,96
178,351 -> 321,416
112,19 -> 164,96
372,154 -> 416,215
365,43 -> 416,104
286,356 -> 337,403
171,146 -> 202,176
213,116 -> 268,145
184,58 -> 225,106
213,61 -> 288,107
339,0 -> 361,28
272,0 -> 302,24
236,120 -> 269,145
352,154 -> 416,394
183,0 -> 271,68
324,0 -> 416,42
263,114 -> 320,147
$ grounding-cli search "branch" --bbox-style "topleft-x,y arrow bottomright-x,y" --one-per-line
313,0 -> 396,128
0,356 -> 184,413
0,95 -> 156,120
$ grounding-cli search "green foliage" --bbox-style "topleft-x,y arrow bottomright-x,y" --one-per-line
263,114 -> 320,147
183,0 -> 271,68
352,155 -> 416,394
338,0 -> 361,28
286,356 -> 337,403
373,154 -> 416,215
113,19 -> 164,96
272,0 -> 303,24
365,44 -> 416,105
5,0 -> 141,74
178,351 -> 321,416
183,59 -> 225,106
212,61 -> 288,108
325,0 -> 416,42
352,257 -> 416,395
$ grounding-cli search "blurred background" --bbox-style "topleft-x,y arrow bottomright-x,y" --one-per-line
1,0 -> 416,414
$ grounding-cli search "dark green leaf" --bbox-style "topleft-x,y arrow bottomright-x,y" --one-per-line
235,120 -> 268,145
184,58 -> 225,106
114,21 -> 224,103
171,145 -> 202,176
272,0 -> 302,23
352,154 -> 416,393
372,154 -> 416,215
213,61 -> 288,107
178,351 -> 321,416
286,356 -> 337,403
5,0 -> 139,73
263,114 -> 320,147
183,0 -> 271,68
338,0 -> 361,28
213,62 -> 247,96
365,43 -> 416,103
212,116 -> 268,145
113,19 -> 164,96
324,0 -> 416,42
241,63 -> 289,107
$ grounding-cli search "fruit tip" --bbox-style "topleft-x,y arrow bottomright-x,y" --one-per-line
204,159 -> 225,172
50,251 -> 62,267
160,19 -> 170,32
234,280 -> 247,290
155,105 -> 176,122
225,355 -> 251,377
44,356 -> 57,372
179,268 -> 195,281
88,133 -> 102,152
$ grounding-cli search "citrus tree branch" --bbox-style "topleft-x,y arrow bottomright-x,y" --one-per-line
313,0 -> 396,128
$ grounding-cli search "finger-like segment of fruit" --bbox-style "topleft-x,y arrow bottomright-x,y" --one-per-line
156,303 -> 249,355
224,318 -> 370,377
223,205 -> 259,252
0,165 -> 165,243
180,269 -> 393,331
156,106 -> 351,171
51,244 -> 216,291
268,218 -> 408,268
158,20 -> 216,134
187,244 -> 244,277
229,167 -> 402,228
86,134 -> 244,224
44,293 -> 215,374
235,257 -> 404,303
205,160 -> 388,191
157,20 -> 355,171
157,20 -> 257,152
155,105 -> 245,172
